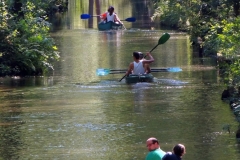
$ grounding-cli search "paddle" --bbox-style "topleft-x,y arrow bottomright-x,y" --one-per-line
96,67 -> 182,76
80,14 -> 136,22
109,68 -> 182,74
120,17 -> 136,22
118,33 -> 171,82
150,33 -> 170,52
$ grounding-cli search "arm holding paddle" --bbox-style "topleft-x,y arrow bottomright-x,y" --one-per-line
142,52 -> 154,74
114,14 -> 123,24
125,52 -> 154,76
142,52 -> 154,64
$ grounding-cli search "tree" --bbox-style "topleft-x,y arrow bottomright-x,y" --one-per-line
0,0 -> 60,76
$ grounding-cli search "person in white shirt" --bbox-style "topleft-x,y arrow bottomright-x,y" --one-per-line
126,51 -> 154,76
105,6 -> 123,24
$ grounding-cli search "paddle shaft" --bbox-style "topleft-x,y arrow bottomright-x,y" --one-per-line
81,14 -> 136,22
111,69 -> 177,74
149,44 -> 159,53
143,44 -> 159,58
119,75 -> 127,82
110,68 -> 174,72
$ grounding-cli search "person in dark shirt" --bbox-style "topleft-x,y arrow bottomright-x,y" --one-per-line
162,144 -> 186,160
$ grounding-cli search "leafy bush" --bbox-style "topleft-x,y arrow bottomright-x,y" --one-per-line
0,0 -> 60,76
206,17 -> 240,85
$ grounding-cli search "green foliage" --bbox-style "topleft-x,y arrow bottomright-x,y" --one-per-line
151,0 -> 202,30
0,0 -> 60,76
206,17 -> 240,85
152,0 -> 240,85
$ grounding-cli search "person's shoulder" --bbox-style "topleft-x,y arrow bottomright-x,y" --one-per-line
145,151 -> 161,160
162,152 -> 179,160
129,62 -> 134,67
158,148 -> 166,157
164,151 -> 172,155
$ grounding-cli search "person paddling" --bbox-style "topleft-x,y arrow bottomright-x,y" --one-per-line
100,7 -> 111,22
105,6 -> 123,24
100,12 -> 107,21
126,51 -> 154,76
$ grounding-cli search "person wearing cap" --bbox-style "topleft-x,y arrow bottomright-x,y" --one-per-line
139,52 -> 151,73
126,51 -> 154,76
105,6 -> 123,24
162,144 -> 186,160
145,137 -> 166,160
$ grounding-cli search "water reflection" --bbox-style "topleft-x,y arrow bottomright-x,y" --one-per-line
0,124 -> 23,160
1,0 -> 240,159
0,68 -> 239,159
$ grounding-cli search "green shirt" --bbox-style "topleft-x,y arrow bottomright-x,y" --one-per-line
145,148 -> 166,160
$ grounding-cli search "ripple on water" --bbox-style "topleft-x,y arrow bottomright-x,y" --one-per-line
74,123 -> 134,132
156,78 -> 188,85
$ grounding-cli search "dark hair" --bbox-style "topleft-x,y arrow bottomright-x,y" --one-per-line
173,144 -> 185,156
108,6 -> 114,12
139,52 -> 143,59
133,51 -> 140,59
152,139 -> 159,145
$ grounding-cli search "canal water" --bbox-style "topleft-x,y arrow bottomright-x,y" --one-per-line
1,1 -> 240,160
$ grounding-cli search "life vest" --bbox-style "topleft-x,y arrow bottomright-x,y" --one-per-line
101,12 -> 107,19
133,61 -> 145,74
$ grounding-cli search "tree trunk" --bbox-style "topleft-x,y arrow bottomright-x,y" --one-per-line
88,0 -> 94,28
233,1 -> 240,16
95,0 -> 101,22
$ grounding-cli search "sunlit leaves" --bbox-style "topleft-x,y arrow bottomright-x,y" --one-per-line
0,0 -> 60,76
207,16 -> 240,85
52,46 -> 57,50
152,0 -> 240,85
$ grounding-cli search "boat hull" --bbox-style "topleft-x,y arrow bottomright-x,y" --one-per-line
125,74 -> 154,84
98,21 -> 122,31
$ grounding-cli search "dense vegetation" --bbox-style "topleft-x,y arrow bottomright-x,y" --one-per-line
0,0 -> 67,76
151,0 -> 240,86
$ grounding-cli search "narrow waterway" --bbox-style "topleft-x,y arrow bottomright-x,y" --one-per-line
0,1 -> 240,160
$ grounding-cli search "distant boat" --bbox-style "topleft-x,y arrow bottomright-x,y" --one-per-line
125,74 -> 154,84
98,21 -> 123,31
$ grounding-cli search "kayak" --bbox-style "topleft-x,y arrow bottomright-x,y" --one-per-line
98,21 -> 123,31
96,67 -> 182,76
125,74 -> 154,84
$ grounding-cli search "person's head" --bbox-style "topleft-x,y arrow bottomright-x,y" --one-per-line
133,51 -> 141,60
139,52 -> 144,59
108,6 -> 114,14
146,137 -> 160,151
173,144 -> 186,157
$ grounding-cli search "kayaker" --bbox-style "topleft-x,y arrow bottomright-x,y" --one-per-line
139,52 -> 151,73
105,6 -> 123,24
162,144 -> 186,160
145,137 -> 166,160
100,7 -> 112,22
126,51 -> 154,76
100,12 -> 107,21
